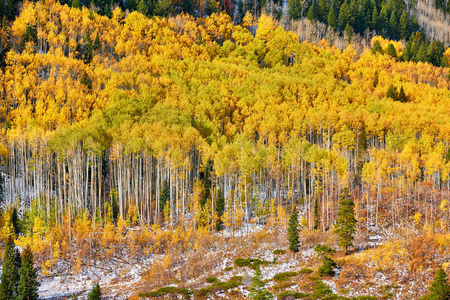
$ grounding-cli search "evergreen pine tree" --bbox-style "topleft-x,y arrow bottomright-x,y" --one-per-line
137,0 -> 148,15
215,188 -> 225,231
370,6 -> 378,32
327,5 -> 337,30
372,40 -> 383,54
159,180 -> 170,213
287,208 -> 300,252
307,2 -> 316,21
373,70 -> 379,87
93,33 -> 101,51
416,44 -> 428,62
18,245 -> 39,300
344,23 -> 353,43
11,207 -> 21,238
182,0 -> 195,15
317,0 -> 328,23
0,235 -> 20,298
287,0 -> 302,19
88,281 -> 102,300
397,86 -> 406,103
399,11 -> 409,40
72,0 -> 81,9
388,10 -> 398,40
386,43 -> 397,59
249,267 -> 273,300
426,268 -> 450,300
111,189 -> 119,223
334,188 -> 356,255
313,197 -> 319,231
338,1 -> 351,30
386,84 -> 398,100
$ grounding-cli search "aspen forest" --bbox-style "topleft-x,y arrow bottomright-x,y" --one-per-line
0,0 -> 450,298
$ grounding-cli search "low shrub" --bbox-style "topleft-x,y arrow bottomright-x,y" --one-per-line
139,286 -> 193,298
273,249 -> 285,255
273,271 -> 297,282
206,276 -> 218,283
298,268 -> 313,274
234,257 -> 270,270
318,258 -> 337,277
278,291 -> 309,299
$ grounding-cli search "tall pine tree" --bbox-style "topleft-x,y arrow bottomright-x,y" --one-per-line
334,188 -> 356,255
18,245 -> 39,300
287,208 -> 300,252
0,235 -> 20,298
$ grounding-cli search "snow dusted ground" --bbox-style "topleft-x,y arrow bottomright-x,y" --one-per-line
38,257 -> 153,299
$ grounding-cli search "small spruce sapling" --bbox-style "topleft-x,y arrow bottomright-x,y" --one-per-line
88,281 -> 102,300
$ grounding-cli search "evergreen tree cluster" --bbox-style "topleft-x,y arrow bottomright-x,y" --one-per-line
0,237 -> 39,300
372,33 -> 448,67
289,0 -> 420,41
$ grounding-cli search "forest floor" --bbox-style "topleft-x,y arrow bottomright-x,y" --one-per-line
35,225 -> 442,299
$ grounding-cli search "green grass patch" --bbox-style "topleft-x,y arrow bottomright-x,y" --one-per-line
139,286 -> 193,298
234,257 -> 271,270
273,249 -> 285,255
278,291 -> 309,299
356,296 -> 379,300
224,266 -> 233,271
273,271 -> 298,282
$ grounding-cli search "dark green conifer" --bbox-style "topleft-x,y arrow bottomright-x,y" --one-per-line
334,188 -> 356,255
215,188 -> 225,231
18,245 -> 39,300
313,197 -> 319,231
88,281 -> 102,300
249,267 -> 273,300
11,207 -> 21,238
373,70 -> 379,87
287,208 -> 300,252
0,235 -> 20,298
386,84 -> 397,100
426,268 -> 450,300
159,180 -> 170,213
399,11 -> 409,40
397,86 -> 406,103
327,5 -> 337,30
307,2 -> 316,21
386,43 -> 397,59
72,0 -> 81,9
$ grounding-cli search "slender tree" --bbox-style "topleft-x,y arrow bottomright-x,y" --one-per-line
334,188 -> 356,255
287,208 -> 300,252
18,245 -> 39,300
